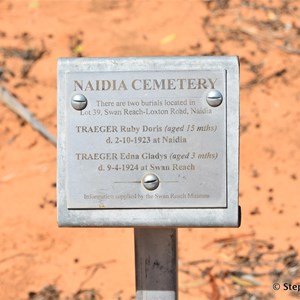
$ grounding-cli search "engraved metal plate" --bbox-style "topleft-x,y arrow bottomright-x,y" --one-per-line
57,56 -> 240,227
66,70 -> 226,209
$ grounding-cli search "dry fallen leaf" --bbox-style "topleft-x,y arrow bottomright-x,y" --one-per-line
160,33 -> 176,45
267,11 -> 278,21
29,0 -> 39,9
230,274 -> 261,287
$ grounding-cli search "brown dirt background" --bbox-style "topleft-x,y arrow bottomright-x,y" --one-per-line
0,0 -> 300,299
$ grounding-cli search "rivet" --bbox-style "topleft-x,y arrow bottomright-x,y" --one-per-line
71,94 -> 88,110
206,90 -> 223,107
142,174 -> 159,191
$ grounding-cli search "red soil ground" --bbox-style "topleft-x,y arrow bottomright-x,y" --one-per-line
0,1 -> 300,299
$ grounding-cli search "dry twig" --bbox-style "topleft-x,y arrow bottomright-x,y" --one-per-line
0,86 -> 56,145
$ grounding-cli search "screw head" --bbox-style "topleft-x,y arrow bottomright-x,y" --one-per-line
142,174 -> 160,191
71,94 -> 88,110
206,90 -> 223,107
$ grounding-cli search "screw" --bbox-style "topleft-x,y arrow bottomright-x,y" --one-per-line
206,90 -> 223,107
71,94 -> 88,110
142,174 -> 159,191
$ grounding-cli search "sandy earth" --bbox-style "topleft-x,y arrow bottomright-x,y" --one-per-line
0,0 -> 300,299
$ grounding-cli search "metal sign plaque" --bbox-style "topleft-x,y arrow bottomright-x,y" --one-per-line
57,57 -> 240,227
66,70 -> 226,209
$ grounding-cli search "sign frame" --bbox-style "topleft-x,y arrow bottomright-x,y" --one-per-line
57,56 -> 240,227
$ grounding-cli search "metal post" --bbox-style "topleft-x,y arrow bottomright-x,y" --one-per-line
134,228 -> 178,300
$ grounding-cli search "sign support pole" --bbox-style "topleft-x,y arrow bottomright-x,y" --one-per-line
134,228 -> 178,300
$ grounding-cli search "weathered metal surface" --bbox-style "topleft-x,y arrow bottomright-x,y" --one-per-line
135,228 -> 177,300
